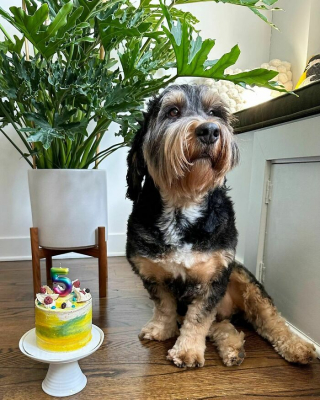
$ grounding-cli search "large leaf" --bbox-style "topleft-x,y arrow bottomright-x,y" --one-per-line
24,126 -> 64,149
1,2 -> 83,58
174,0 -> 280,26
98,6 -> 153,51
162,6 -> 281,89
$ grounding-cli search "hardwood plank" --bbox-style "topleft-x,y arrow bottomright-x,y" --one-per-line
0,257 -> 319,400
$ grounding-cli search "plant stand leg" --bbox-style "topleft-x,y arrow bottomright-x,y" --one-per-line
46,256 -> 52,286
42,361 -> 87,397
30,227 -> 41,298
98,227 -> 107,298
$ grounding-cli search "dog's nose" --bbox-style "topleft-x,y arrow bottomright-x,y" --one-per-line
195,122 -> 220,144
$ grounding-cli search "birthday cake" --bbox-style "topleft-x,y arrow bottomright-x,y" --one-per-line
35,271 -> 92,352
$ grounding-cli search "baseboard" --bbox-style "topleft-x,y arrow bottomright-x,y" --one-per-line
286,320 -> 320,359
0,233 -> 126,261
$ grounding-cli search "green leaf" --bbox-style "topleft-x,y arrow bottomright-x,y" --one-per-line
162,9 -> 281,90
24,127 -> 64,149
6,2 -> 82,59
174,0 -> 279,27
249,7 -> 278,29
98,10 -> 153,51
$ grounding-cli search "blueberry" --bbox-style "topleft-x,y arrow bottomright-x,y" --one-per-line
61,302 -> 66,309
85,288 -> 90,293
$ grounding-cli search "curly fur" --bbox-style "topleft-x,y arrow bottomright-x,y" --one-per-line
126,84 -> 316,368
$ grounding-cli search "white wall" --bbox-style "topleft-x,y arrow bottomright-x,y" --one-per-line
181,2 -> 272,70
0,1 -> 275,260
226,132 -> 254,265
270,0 -> 320,86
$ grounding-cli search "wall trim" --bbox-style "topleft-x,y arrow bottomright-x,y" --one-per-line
0,233 -> 126,261
287,320 -> 320,359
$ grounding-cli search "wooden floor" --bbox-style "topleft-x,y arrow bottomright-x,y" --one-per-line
1,257 -> 319,400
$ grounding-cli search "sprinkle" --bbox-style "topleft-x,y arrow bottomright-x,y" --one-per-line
72,305 -> 75,308
61,302 -> 66,309
38,301 -> 41,305
44,296 -> 53,305
51,306 -> 56,309
73,297 -> 77,302
85,288 -> 90,293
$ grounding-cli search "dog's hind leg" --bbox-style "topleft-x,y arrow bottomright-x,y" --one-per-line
229,263 -> 317,364
208,320 -> 246,366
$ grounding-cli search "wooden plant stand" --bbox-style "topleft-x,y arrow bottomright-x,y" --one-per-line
30,227 -> 107,298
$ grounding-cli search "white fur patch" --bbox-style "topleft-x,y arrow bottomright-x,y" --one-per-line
156,202 -> 206,279
157,202 -> 203,246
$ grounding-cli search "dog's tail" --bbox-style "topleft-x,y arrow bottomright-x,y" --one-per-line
227,262 -> 316,364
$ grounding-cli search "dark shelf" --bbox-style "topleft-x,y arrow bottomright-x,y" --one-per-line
234,80 -> 320,134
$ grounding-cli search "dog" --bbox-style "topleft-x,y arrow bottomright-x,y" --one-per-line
125,84 -> 317,368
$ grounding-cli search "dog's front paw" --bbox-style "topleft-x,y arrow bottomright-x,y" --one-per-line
167,342 -> 205,368
277,336 -> 317,364
139,321 -> 178,341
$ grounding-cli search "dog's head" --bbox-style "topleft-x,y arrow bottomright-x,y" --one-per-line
127,84 -> 239,205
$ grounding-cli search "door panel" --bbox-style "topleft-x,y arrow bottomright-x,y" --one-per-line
263,162 -> 320,344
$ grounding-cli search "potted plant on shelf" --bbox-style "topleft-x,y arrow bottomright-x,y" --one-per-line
0,0 -> 283,249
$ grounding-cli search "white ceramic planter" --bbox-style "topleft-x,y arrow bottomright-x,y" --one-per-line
28,170 -> 108,249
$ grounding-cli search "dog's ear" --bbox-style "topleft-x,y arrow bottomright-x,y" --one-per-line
126,118 -> 148,201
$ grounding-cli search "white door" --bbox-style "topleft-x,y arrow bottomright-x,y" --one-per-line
263,161 -> 320,344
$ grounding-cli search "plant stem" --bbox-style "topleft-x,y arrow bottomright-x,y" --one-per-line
0,102 -> 33,153
93,143 -> 126,169
84,141 -> 125,168
0,128 -> 33,167
62,43 -> 74,83
0,23 -> 14,43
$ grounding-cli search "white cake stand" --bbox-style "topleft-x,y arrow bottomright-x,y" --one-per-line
19,325 -> 104,397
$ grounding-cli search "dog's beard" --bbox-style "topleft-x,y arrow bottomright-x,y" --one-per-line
144,117 -> 238,206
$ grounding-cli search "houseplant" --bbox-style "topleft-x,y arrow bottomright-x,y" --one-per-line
0,0 -> 283,248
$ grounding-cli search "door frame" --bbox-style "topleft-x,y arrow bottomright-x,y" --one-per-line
243,115 -> 320,279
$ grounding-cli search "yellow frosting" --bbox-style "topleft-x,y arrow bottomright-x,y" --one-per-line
35,294 -> 92,352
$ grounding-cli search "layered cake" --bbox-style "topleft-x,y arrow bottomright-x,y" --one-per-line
35,278 -> 92,352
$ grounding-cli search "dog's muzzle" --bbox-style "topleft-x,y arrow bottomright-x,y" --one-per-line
195,122 -> 220,145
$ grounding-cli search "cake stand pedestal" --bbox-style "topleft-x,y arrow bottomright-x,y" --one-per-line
19,325 -> 104,397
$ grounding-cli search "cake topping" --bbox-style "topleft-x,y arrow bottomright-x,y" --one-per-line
44,296 -> 53,305
74,287 -> 92,303
72,279 -> 81,288
40,285 -> 54,294
65,300 -> 72,308
36,275 -> 91,307
36,293 -> 59,309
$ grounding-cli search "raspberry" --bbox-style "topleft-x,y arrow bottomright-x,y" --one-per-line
44,296 -> 53,305
40,287 -> 46,294
73,280 -> 80,288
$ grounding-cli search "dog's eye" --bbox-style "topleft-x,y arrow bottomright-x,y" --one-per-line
168,108 -> 180,118
208,110 -> 215,116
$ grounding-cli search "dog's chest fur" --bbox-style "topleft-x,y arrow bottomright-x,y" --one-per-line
126,179 -> 238,282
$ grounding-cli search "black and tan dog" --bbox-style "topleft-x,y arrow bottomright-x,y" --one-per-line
126,84 -> 316,368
